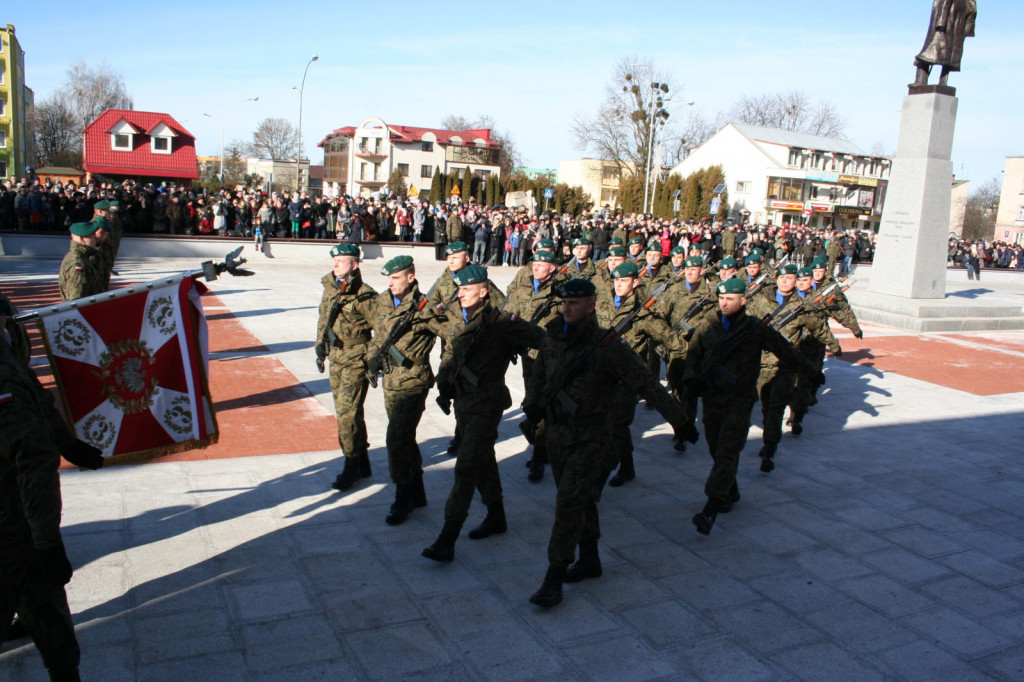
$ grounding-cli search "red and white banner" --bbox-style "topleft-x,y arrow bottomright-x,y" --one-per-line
38,276 -> 218,465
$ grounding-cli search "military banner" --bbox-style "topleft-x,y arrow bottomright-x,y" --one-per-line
37,275 -> 218,465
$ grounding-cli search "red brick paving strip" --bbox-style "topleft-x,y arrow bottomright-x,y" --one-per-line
1,280 -> 337,466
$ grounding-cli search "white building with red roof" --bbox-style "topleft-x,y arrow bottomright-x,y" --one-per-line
82,109 -> 199,185
318,116 -> 501,197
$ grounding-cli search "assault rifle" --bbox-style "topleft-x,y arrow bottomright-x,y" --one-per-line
770,278 -> 853,332
366,292 -> 429,388
435,298 -> 510,415
316,280 -> 347,374
559,260 -> 597,281
745,253 -> 789,299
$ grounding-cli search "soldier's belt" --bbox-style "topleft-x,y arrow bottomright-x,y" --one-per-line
332,334 -> 371,348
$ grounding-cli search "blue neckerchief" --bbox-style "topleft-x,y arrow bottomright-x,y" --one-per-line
392,295 -> 402,307
532,278 -> 541,294
462,308 -> 469,323
563,321 -> 569,336
685,282 -> 693,292
575,259 -> 584,271
614,294 -> 623,309
722,315 -> 732,332
797,290 -> 806,299
812,281 -> 820,290
775,291 -> 787,305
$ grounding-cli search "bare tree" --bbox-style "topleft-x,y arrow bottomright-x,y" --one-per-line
962,176 -> 1001,241
729,90 -> 847,139
440,114 -> 523,177
29,91 -> 81,167
571,57 -> 684,178
250,118 -> 299,160
666,107 -> 727,165
65,61 -> 134,129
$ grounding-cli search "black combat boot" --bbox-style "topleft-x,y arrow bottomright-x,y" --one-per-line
529,565 -> 566,607
447,434 -> 461,456
759,442 -> 778,473
789,413 -> 804,436
719,483 -> 741,513
357,451 -> 372,477
564,542 -> 603,583
468,502 -> 507,539
422,520 -> 463,562
331,456 -> 364,491
608,453 -> 635,487
412,473 -> 427,508
527,444 -> 547,482
385,483 -> 415,526
692,497 -> 723,536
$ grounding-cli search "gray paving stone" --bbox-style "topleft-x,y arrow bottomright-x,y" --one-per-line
832,503 -> 911,532
860,546 -> 955,584
920,575 -> 1024,618
709,601 -> 824,654
344,622 -> 453,680
949,528 -> 1024,563
560,633 -> 676,681
898,606 -> 1013,659
574,563 -> 670,610
133,608 -> 236,664
420,589 -> 516,640
877,640 -> 996,681
658,568 -> 761,611
617,599 -> 720,649
239,614 -> 345,673
770,642 -> 889,682
804,599 -> 920,654
899,506 -> 980,534
459,626 -> 567,681
747,571 -> 849,614
691,542 -> 794,581
226,578 -> 315,622
613,539 -> 709,579
137,652 -> 250,682
974,643 -> 1024,681
299,550 -> 393,590
516,592 -> 624,644
882,524 -> 972,558
662,634 -> 783,682
790,547 -> 875,583
250,658 -> 363,681
836,574 -> 936,618
938,550 -> 1024,589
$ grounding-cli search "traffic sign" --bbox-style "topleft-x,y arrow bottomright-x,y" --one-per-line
709,198 -> 720,215
543,188 -> 554,199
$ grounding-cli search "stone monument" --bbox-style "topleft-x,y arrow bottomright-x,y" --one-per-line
868,0 -> 977,300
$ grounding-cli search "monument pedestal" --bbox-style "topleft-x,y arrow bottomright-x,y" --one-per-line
850,290 -> 1024,332
868,91 -> 958,300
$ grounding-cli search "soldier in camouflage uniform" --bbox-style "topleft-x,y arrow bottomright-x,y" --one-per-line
683,277 -> 823,535
598,262 -> 683,487
626,236 -> 645,263
593,245 -> 628,298
366,255 -> 439,525
58,221 -> 106,302
421,265 -> 544,562
717,256 -> 740,283
316,243 -> 379,492
747,264 -> 841,472
0,303 -> 85,681
523,279 -> 693,607
428,241 -> 505,311
504,249 -> 563,482
557,237 -> 598,281
91,200 -> 121,291
635,244 -> 673,380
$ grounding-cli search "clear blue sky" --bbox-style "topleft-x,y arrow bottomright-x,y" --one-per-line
7,0 -> 1022,188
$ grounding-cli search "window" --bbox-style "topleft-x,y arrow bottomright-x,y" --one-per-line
0,64 -> 5,85
0,161 -> 7,178
421,141 -> 433,152
1017,206 -> 1024,221
151,136 -> 170,153
397,163 -> 409,177
767,177 -> 803,202
735,181 -> 751,193
359,162 -> 367,180
811,153 -> 823,169
373,162 -> 381,181
112,133 -> 131,150
0,98 -> 5,117
420,164 -> 432,178
788,149 -> 802,167
0,130 -> 5,148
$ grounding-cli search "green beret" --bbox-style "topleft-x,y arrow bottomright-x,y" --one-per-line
607,246 -> 627,258
537,238 -> 555,249
718,278 -> 747,295
93,200 -> 111,210
453,264 -> 488,286
811,256 -> 828,269
645,243 -> 661,253
612,262 -> 639,279
670,246 -> 686,256
628,237 -> 644,246
746,253 -> 763,264
684,256 -> 704,268
573,237 -> 593,246
720,257 -> 738,269
70,220 -> 100,236
330,243 -> 360,258
381,255 -> 414,276
797,266 -> 814,278
750,247 -> 765,256
609,237 -> 624,246
108,201 -> 120,207
556,278 -> 597,298
533,250 -> 556,263
777,263 -> 798,276
445,241 -> 468,255
93,216 -> 112,232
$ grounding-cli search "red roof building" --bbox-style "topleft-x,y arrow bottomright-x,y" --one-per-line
83,109 -> 199,184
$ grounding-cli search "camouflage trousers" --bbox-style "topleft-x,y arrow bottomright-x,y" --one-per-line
758,366 -> 796,446
610,390 -> 638,470
546,425 -> 610,568
383,389 -> 427,485
790,342 -> 826,420
0,542 -> 81,676
329,355 -> 369,458
701,395 -> 757,501
443,401 -> 504,524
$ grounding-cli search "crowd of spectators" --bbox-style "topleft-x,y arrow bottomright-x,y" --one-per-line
948,238 -> 1024,279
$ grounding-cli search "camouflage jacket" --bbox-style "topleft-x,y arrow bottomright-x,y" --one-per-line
58,241 -> 106,302
525,313 -> 686,431
504,274 -> 563,361
596,289 -> 681,359
427,267 -> 506,310
316,270 -> 378,367
748,288 -> 841,369
366,283 -> 438,392
813,276 -> 862,336
655,276 -> 718,342
558,257 -> 597,281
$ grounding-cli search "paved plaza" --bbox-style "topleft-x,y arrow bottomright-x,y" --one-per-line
2,246 -> 1024,681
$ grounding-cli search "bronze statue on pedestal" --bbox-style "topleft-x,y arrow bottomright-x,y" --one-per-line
913,0 -> 977,89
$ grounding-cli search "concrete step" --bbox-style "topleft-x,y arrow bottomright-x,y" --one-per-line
852,306 -> 1024,332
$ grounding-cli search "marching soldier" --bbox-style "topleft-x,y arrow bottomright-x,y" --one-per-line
428,241 -> 505,311
593,245 -> 628,297
58,221 -> 106,302
523,279 -> 693,607
683,278 -> 823,536
316,243 -> 378,492
559,237 -> 597,280
656,256 -> 719,409
421,265 -> 545,562
365,255 -> 438,525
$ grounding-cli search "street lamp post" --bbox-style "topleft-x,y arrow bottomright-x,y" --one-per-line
293,54 -> 319,192
204,96 -> 259,186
